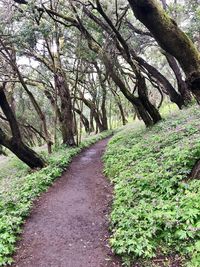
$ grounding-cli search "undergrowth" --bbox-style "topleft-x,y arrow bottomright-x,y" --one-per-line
103,106 -> 200,267
0,131 -> 112,266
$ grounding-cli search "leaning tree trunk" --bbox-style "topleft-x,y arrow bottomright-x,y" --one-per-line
0,85 -> 45,169
128,0 -> 200,101
0,130 -> 45,169
93,0 -> 185,110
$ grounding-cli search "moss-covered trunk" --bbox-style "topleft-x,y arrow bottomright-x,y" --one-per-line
128,0 -> 200,98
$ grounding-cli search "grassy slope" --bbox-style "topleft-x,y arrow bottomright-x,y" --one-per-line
104,106 -> 200,267
0,131 -> 112,266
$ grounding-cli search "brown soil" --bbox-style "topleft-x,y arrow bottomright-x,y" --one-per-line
11,138 -> 121,267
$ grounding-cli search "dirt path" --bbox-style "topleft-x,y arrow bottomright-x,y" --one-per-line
11,138 -> 121,267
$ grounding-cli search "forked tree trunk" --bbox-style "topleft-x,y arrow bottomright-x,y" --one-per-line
102,54 -> 156,127
112,92 -> 128,125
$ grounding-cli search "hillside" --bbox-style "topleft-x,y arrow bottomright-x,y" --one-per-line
104,106 -> 200,267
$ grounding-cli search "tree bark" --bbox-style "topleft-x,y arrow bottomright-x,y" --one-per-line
100,86 -> 108,131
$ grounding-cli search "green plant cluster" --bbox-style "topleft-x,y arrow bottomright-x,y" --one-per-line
103,106 -> 200,266
0,131 -> 112,266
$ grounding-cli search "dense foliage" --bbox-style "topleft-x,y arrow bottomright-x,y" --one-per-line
0,131 -> 112,266
104,106 -> 200,266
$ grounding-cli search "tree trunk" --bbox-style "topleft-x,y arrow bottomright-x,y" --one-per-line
116,99 -> 128,125
90,111 -> 95,132
137,73 -> 162,124
93,111 -> 105,132
102,54 -> 154,126
78,92 -> 106,132
134,55 -> 185,108
134,99 -> 154,126
128,0 -> 200,100
8,57 -> 53,153
0,129 -> 45,169
110,87 -> 128,126
55,72 -> 76,146
101,86 -> 108,130
93,62 -> 108,131
0,85 -> 45,169
74,108 -> 90,133
165,53 -> 192,104
82,4 -> 185,109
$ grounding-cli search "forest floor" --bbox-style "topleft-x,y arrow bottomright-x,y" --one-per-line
10,138 -> 121,267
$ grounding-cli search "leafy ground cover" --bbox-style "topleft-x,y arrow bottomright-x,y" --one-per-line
104,105 -> 200,267
0,131 -> 112,266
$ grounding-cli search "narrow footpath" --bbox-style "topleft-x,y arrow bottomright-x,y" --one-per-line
12,138 -> 121,267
